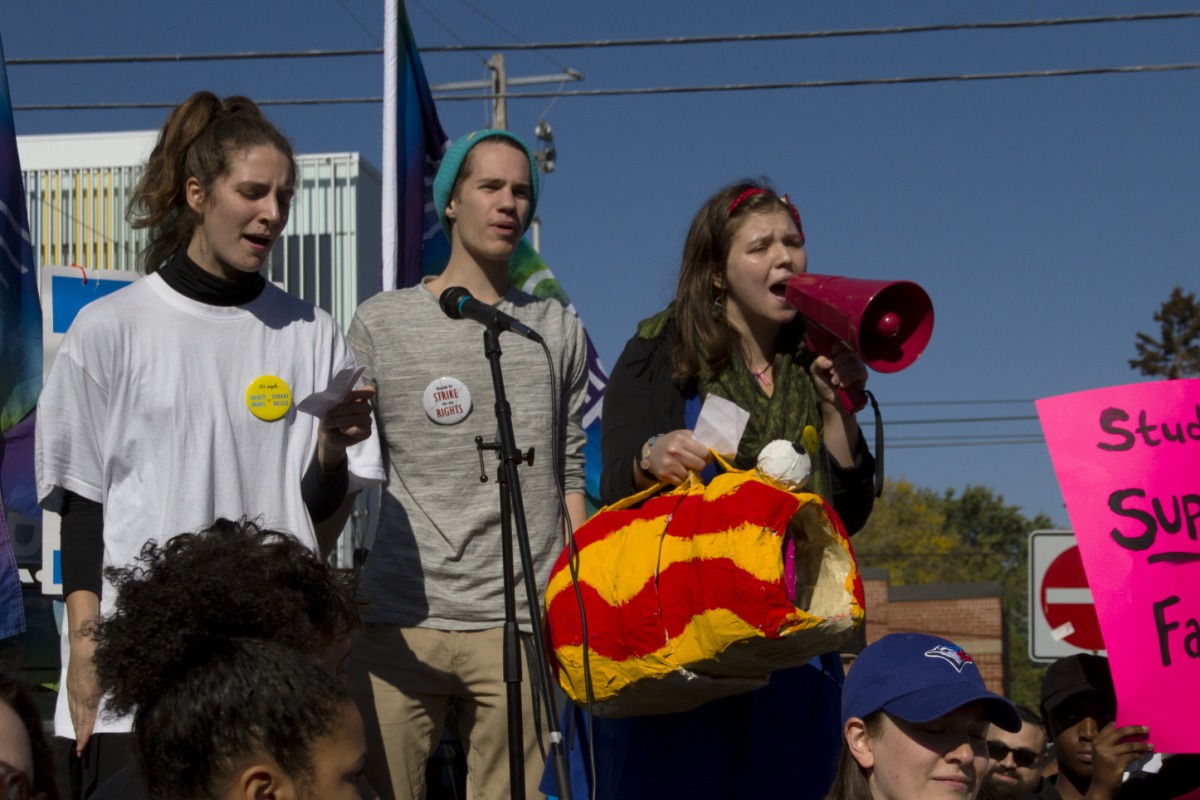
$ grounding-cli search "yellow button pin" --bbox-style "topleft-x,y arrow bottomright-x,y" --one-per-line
246,375 -> 292,422
801,424 -> 820,457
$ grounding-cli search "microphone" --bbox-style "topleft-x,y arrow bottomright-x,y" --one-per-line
439,286 -> 543,343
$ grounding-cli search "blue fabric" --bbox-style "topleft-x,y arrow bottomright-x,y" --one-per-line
544,656 -> 845,799
541,357 -> 858,797
1,410 -> 38,521
0,32 -> 36,639
542,394 -> 845,798
389,0 -> 449,289
684,387 -> 718,483
0,33 -> 41,435
0,509 -> 24,639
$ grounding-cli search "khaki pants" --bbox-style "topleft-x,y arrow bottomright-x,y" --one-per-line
350,625 -> 549,800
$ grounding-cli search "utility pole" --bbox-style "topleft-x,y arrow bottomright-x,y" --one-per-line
474,54 -> 569,252
488,53 -> 507,130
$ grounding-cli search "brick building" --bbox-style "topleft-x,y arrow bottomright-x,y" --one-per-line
848,567 -> 1009,697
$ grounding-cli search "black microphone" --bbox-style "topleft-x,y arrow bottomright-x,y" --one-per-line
439,286 -> 543,343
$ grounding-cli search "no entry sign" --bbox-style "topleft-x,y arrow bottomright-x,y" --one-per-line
1029,530 -> 1106,661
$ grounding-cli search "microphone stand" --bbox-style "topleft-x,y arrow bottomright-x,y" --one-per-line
474,324 -> 573,800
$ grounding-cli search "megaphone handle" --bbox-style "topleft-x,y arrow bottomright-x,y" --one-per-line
836,384 -> 868,415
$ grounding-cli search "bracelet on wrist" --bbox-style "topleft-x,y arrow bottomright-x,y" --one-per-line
639,434 -> 661,480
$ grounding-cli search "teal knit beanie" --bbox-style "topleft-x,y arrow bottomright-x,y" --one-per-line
433,129 -> 540,237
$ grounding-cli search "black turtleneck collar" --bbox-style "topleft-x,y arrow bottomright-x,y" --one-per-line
157,249 -> 267,307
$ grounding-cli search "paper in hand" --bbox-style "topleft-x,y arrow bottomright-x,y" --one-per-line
297,366 -> 366,417
691,395 -> 750,457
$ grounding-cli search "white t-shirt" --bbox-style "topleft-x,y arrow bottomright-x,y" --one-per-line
36,272 -> 384,735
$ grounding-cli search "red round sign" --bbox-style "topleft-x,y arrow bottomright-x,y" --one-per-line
1040,545 -> 1105,652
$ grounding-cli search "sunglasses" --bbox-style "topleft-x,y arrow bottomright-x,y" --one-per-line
986,740 -> 1041,768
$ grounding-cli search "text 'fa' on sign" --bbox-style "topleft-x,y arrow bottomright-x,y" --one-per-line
1029,530 -> 1105,662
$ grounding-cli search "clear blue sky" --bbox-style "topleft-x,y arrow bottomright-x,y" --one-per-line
6,2 -> 1199,528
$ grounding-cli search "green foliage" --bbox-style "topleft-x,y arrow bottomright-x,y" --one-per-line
1129,286 -> 1200,379
852,478 -> 952,584
853,479 -> 1054,709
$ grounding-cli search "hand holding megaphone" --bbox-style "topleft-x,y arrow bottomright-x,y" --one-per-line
785,274 -> 934,413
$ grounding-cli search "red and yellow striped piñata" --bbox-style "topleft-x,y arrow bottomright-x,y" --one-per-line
545,466 -> 865,717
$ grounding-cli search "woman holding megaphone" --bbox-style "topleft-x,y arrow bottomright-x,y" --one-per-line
573,180 -> 877,799
603,179 -> 875,519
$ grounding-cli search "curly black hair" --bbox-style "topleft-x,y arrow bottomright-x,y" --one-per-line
131,637 -> 348,799
0,668 -> 61,800
91,517 -> 360,717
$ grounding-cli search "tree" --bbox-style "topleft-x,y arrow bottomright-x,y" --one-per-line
852,479 -> 1053,709
1129,286 -> 1200,379
853,479 -> 956,584
938,485 -> 1053,708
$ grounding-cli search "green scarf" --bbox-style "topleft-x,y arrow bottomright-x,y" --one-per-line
637,307 -> 832,500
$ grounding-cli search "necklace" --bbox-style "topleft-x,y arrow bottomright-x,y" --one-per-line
750,362 -> 773,386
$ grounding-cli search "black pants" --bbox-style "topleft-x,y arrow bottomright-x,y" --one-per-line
52,733 -> 132,800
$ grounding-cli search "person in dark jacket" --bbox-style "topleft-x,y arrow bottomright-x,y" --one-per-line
546,179 -> 876,800
1025,654 -> 1200,800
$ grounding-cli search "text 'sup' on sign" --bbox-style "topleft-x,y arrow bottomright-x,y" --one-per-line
1029,530 -> 1105,662
1037,379 -> 1200,754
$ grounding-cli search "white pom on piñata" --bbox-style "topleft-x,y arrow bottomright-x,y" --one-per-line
756,439 -> 811,491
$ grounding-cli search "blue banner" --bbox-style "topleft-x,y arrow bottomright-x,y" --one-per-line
0,29 -> 36,638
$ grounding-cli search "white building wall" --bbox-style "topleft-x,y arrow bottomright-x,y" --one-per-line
16,131 -> 381,332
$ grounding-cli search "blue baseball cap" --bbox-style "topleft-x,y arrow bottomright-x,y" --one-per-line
433,128 -> 540,237
842,633 -> 1021,732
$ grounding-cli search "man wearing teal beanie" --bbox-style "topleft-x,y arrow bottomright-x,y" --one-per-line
346,129 -> 588,800
432,128 -> 540,237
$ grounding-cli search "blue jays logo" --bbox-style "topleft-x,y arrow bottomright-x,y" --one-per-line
925,645 -> 975,673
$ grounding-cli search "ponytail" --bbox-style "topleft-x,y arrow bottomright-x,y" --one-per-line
127,91 -> 295,273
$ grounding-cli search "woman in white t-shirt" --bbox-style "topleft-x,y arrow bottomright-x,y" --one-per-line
35,91 -> 382,793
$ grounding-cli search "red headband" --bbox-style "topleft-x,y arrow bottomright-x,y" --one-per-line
728,188 -> 805,245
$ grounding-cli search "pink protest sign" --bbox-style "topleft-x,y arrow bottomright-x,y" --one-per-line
1037,379 -> 1200,753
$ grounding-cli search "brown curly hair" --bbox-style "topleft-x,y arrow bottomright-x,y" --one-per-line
127,91 -> 295,273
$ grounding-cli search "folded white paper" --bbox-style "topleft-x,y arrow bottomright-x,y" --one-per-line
691,395 -> 750,457
297,366 -> 366,417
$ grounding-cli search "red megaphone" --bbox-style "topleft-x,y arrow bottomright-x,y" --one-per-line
785,273 -> 934,413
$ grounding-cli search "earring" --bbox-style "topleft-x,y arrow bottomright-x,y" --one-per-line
710,291 -> 724,319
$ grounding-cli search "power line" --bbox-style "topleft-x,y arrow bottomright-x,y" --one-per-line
13,62 -> 1200,112
429,63 -> 1200,101
410,0 -> 486,61
887,439 -> 1046,450
884,433 -> 1043,442
7,11 -> 1198,65
14,98 -> 382,111
416,11 -> 1200,52
857,552 -> 1030,559
865,415 -> 1040,426
859,551 -> 1029,557
880,399 -> 1035,407
439,0 -> 571,72
5,49 -> 381,66
335,0 -> 382,48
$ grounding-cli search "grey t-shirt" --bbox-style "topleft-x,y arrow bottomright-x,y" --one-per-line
348,280 -> 587,630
